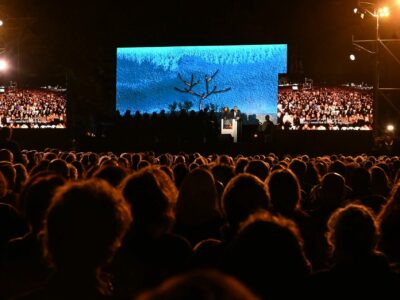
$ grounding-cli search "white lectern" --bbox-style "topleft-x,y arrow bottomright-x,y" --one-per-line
221,119 -> 238,143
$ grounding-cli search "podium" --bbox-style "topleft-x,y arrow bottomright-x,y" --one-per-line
221,118 -> 238,143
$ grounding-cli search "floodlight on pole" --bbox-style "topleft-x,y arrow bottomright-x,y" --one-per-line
378,6 -> 390,17
353,1 -> 400,135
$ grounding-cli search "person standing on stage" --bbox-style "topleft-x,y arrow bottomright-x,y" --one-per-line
260,115 -> 274,145
230,106 -> 241,121
230,106 -> 242,141
222,107 -> 231,120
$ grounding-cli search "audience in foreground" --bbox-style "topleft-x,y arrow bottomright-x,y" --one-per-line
0,148 -> 399,299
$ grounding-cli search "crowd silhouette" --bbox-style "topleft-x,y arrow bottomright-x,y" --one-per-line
0,133 -> 399,299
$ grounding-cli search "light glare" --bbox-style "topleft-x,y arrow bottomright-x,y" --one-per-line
0,59 -> 8,71
378,6 -> 390,17
387,124 -> 395,132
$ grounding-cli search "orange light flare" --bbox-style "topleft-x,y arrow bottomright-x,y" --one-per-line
0,59 -> 9,72
378,6 -> 390,18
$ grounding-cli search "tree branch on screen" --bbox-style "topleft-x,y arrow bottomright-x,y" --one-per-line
174,69 -> 231,110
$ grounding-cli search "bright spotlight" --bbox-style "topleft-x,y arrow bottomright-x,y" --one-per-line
0,59 -> 8,72
0,20 -> 3,27
353,8 -> 358,14
378,6 -> 390,17
387,124 -> 395,132
350,54 -> 356,61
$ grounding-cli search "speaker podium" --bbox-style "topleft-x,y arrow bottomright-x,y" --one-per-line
221,119 -> 238,143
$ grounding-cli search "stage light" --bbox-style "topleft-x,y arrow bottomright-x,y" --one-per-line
378,6 -> 390,17
253,133 -> 258,138
354,8 -> 358,14
350,54 -> 356,61
0,59 -> 8,71
387,124 -> 395,132
0,20 -> 3,27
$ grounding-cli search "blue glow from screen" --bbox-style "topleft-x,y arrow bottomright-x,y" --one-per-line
117,45 -> 287,115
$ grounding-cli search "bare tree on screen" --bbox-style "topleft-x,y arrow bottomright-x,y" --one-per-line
174,69 -> 231,110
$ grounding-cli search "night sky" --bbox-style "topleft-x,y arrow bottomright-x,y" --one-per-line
1,0 -> 399,122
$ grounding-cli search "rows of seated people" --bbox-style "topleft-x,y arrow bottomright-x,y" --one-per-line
278,87 -> 373,130
0,89 -> 66,128
0,146 -> 400,299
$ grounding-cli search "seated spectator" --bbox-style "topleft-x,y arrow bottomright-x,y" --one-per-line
244,160 -> 270,181
224,211 -> 311,299
369,166 -> 391,198
0,127 -> 23,163
309,204 -> 399,297
221,174 -> 270,242
307,172 -> 349,270
112,166 -> 191,299
0,161 -> 17,205
92,165 -> 129,188
16,179 -> 132,300
349,167 -> 386,214
0,149 -> 14,163
137,269 -> 260,300
234,157 -> 249,174
48,159 -> 69,179
1,174 -> 65,299
378,182 -> 400,264
210,164 -> 235,188
14,163 -> 29,193
174,168 -> 223,245
172,163 -> 189,190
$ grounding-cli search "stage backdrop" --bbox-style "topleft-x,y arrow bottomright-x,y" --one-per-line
117,45 -> 287,116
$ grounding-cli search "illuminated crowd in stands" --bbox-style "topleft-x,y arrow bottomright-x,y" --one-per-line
0,89 -> 66,128
0,124 -> 399,299
278,86 -> 374,130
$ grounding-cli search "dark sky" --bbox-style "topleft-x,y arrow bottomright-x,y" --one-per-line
1,0 -> 399,87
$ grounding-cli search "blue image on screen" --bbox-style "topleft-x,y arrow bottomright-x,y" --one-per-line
117,45 -> 287,116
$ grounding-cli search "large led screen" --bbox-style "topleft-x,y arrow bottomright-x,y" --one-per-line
117,45 -> 287,116
277,85 -> 373,130
0,87 -> 67,128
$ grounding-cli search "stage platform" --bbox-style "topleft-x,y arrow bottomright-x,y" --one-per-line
9,127 -> 394,157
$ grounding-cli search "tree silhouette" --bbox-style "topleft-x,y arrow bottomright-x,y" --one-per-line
174,70 -> 231,110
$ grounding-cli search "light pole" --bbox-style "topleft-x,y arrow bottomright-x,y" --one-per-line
352,1 -> 400,136
0,19 -> 4,56
374,4 -> 381,134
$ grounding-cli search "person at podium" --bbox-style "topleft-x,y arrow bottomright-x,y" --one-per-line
230,105 -> 242,141
220,107 -> 232,129
230,106 -> 241,121
222,107 -> 230,120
